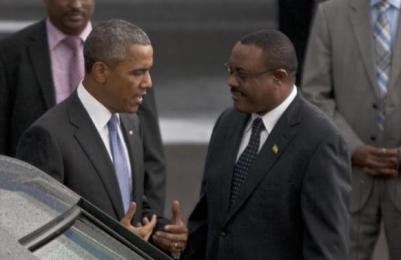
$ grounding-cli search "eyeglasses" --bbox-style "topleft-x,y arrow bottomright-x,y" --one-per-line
224,62 -> 275,82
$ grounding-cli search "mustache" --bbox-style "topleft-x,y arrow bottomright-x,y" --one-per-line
65,9 -> 86,16
230,86 -> 240,93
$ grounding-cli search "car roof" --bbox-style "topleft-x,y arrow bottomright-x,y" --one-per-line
0,155 -> 80,242
0,227 -> 38,260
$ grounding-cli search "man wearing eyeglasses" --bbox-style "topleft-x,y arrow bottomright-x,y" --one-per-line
181,30 -> 351,260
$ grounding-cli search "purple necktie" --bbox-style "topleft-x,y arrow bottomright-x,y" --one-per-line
108,114 -> 132,213
64,36 -> 84,92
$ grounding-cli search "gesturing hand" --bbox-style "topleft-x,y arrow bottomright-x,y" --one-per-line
152,200 -> 188,253
120,202 -> 157,241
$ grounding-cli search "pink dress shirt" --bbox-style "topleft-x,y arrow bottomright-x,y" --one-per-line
46,19 -> 92,103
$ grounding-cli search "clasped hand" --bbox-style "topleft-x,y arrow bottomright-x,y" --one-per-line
352,144 -> 401,177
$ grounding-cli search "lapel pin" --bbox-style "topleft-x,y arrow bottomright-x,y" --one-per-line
272,144 -> 279,154
128,130 -> 134,135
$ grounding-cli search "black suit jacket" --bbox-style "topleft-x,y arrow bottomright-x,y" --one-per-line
16,92 -> 153,221
183,93 -> 351,260
0,20 -> 166,214
279,0 -> 324,85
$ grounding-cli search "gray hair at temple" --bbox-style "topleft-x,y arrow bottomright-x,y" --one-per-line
84,19 -> 151,72
240,30 -> 298,80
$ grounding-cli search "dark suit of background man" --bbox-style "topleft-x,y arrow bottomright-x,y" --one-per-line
182,30 -> 351,260
302,0 -> 401,259
16,19 -> 188,253
278,0 -> 325,86
0,0 -> 166,215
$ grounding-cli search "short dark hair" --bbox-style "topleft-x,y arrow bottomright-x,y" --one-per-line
84,19 -> 151,72
240,30 -> 298,79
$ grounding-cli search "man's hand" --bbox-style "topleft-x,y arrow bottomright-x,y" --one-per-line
352,144 -> 400,177
152,200 -> 188,253
120,202 -> 157,241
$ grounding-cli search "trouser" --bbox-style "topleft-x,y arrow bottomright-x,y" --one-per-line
350,178 -> 401,260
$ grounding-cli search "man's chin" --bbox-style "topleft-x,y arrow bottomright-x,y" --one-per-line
125,106 -> 139,114
62,20 -> 87,34
233,103 -> 250,114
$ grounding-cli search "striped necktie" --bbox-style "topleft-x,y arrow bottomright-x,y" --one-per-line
374,0 -> 391,141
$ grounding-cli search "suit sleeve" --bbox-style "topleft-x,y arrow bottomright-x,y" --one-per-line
137,87 -> 167,216
301,4 -> 363,153
15,126 -> 64,183
181,111 -> 227,260
302,132 -> 351,260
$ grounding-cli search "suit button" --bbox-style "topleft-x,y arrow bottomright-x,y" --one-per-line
372,103 -> 378,109
370,136 -> 376,141
220,231 -> 227,237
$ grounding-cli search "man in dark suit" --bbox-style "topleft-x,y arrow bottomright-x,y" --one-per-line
16,19 -> 187,251
0,0 -> 166,215
278,0 -> 325,86
182,30 -> 351,259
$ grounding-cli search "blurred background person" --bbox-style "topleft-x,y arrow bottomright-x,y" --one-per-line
302,0 -> 401,259
278,0 -> 326,86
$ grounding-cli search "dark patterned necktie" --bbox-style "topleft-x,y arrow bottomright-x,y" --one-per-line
108,114 -> 132,213
229,118 -> 264,209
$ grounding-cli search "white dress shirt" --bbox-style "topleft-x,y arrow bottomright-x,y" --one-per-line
77,83 -> 132,193
236,86 -> 297,161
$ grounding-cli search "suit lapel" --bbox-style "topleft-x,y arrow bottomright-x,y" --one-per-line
349,0 -> 380,97
224,95 -> 302,225
387,6 -> 401,106
120,114 -> 143,205
214,112 -> 249,217
67,93 -> 125,219
27,20 -> 55,109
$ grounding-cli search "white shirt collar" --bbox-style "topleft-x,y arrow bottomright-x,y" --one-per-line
371,0 -> 401,8
46,18 -> 92,50
246,85 -> 297,134
77,83 -> 115,132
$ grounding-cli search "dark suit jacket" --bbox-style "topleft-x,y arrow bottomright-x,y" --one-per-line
183,93 -> 351,260
279,0 -> 325,85
0,20 -> 166,215
16,92 -> 154,222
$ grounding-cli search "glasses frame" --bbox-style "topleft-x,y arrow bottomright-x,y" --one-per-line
224,62 -> 277,82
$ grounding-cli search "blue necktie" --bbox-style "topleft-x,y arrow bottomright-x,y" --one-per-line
374,0 -> 391,142
108,114 -> 131,213
229,118 -> 264,208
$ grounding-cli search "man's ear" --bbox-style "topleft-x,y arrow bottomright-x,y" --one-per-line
92,61 -> 109,84
272,69 -> 289,83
